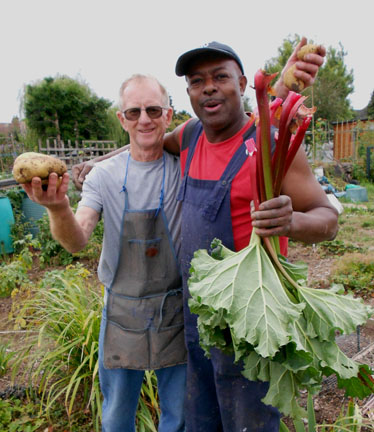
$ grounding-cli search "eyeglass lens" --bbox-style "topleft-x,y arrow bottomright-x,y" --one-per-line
124,106 -> 164,120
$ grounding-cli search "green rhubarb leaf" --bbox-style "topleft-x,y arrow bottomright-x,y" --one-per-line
242,351 -> 270,382
261,361 -> 306,418
278,255 -> 308,286
189,233 -> 303,358
296,285 -> 373,341
338,364 -> 374,399
288,314 -> 359,380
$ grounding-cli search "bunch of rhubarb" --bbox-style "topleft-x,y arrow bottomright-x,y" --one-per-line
188,70 -> 374,418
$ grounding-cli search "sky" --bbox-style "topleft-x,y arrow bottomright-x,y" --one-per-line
1,0 -> 372,123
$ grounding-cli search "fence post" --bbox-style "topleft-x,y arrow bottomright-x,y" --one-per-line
367,146 -> 374,180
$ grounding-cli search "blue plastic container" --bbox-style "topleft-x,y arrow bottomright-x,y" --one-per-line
345,186 -> 368,202
21,192 -> 47,237
0,196 -> 15,254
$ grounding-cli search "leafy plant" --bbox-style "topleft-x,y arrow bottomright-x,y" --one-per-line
317,240 -> 365,257
0,344 -> 15,377
280,395 -> 373,431
0,245 -> 32,297
0,398 -> 46,432
13,264 -> 160,431
13,264 -> 103,429
329,252 -> 374,296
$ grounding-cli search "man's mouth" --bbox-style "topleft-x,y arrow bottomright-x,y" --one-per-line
202,99 -> 223,112
139,128 -> 155,134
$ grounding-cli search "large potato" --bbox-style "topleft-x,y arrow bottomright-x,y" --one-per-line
12,152 -> 67,185
284,44 -> 319,92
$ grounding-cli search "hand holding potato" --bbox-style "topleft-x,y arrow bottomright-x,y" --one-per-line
275,37 -> 326,98
21,172 -> 70,212
13,152 -> 70,211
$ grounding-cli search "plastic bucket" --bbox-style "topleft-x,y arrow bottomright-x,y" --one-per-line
21,192 -> 47,237
0,196 -> 15,254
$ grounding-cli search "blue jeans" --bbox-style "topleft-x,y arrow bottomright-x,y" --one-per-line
99,314 -> 186,432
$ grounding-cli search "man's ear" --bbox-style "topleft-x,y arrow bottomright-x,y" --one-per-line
186,87 -> 190,96
239,75 -> 248,96
165,107 -> 173,128
117,111 -> 128,132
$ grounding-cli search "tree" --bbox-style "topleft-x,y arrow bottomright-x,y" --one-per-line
265,35 -> 355,122
22,76 -> 112,143
168,96 -> 192,131
367,91 -> 374,119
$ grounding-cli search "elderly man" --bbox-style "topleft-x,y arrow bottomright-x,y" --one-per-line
72,40 -> 338,431
22,74 -> 186,432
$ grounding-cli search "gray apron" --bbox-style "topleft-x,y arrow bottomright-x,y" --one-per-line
103,154 -> 186,370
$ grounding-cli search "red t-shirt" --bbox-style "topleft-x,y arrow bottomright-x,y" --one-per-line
180,119 -> 288,256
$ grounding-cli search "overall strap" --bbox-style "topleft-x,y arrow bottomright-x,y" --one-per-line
177,119 -> 203,202
203,123 -> 256,222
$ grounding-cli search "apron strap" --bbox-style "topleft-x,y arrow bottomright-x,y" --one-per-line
121,152 -> 166,216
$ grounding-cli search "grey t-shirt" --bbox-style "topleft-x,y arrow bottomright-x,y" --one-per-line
78,150 -> 181,288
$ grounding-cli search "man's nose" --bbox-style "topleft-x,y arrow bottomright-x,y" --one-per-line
138,109 -> 152,122
203,78 -> 217,94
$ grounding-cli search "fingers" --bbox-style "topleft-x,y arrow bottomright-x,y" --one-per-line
23,173 -> 70,210
71,161 -> 94,191
251,196 -> 293,237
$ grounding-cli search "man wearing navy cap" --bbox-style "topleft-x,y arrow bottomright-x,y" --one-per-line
72,40 -> 338,431
161,39 -> 338,431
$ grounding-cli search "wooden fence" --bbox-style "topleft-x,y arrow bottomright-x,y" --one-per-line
38,139 -> 118,168
333,120 -> 374,161
0,139 -> 25,172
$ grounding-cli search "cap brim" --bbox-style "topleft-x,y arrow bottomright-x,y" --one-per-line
175,47 -> 242,76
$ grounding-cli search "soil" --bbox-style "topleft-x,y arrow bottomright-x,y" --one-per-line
1,245 -> 374,429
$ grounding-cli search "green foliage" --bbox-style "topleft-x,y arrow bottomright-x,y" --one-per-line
188,234 -> 373,418
13,263 -> 103,429
23,75 -> 112,142
34,211 -> 103,266
13,264 -> 161,431
265,35 -> 355,122
367,90 -> 374,120
34,213 -> 75,266
329,252 -> 374,296
168,109 -> 192,132
280,396 -> 373,431
317,239 -> 365,258
0,398 -> 45,431
0,246 -> 32,297
106,106 -> 129,146
0,344 -> 15,377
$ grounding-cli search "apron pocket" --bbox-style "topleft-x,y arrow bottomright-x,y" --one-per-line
103,321 -> 151,369
107,293 -> 162,330
157,290 -> 184,329
149,324 -> 186,369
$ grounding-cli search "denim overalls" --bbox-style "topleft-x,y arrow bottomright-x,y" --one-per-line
177,120 -> 280,432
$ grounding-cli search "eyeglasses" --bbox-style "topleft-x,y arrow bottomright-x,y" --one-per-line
122,106 -> 168,121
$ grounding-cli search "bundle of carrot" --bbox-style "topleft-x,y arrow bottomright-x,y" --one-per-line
188,69 -> 374,418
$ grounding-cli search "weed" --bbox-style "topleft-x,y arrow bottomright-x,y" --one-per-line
329,252 -> 374,297
0,344 -> 15,377
317,240 -> 365,258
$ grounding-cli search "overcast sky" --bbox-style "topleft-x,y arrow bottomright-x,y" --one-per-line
1,0 -> 372,123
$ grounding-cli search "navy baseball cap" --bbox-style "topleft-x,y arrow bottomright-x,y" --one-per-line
175,41 -> 244,76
